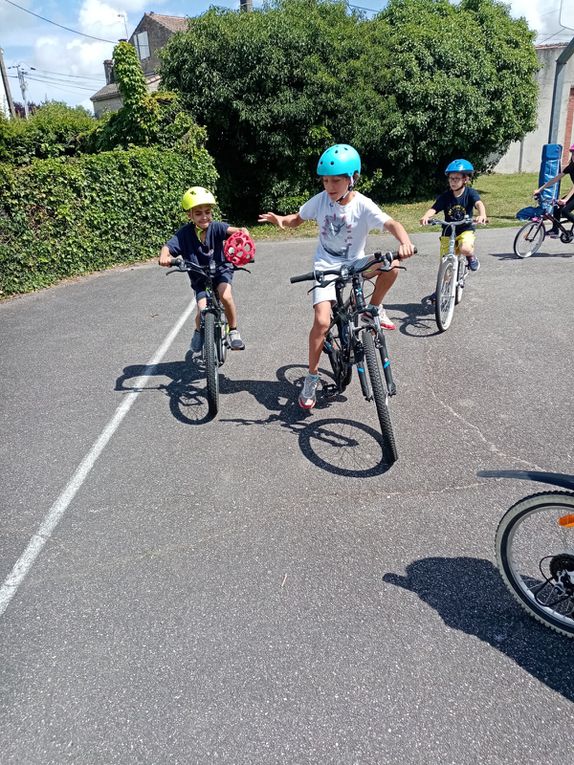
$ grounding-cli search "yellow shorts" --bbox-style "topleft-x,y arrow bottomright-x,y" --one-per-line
440,230 -> 475,257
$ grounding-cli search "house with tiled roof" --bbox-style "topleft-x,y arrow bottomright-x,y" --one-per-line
90,12 -> 189,118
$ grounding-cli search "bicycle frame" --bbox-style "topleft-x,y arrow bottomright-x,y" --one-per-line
327,268 -> 396,399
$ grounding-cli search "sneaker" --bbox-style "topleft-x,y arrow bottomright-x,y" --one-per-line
227,328 -> 245,351
467,256 -> 480,272
362,304 -> 396,331
378,307 -> 396,330
190,329 -> 203,353
299,373 -> 319,409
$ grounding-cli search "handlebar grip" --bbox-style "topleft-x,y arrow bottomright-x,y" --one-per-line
290,271 -> 315,284
170,255 -> 184,267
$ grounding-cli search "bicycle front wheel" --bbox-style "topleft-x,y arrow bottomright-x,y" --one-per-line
513,221 -> 545,259
435,257 -> 456,332
203,312 -> 219,416
495,491 -> 574,638
363,330 -> 398,465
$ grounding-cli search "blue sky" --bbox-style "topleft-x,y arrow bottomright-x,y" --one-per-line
1,0 -> 573,114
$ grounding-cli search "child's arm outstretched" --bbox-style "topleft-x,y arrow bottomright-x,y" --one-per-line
258,211 -> 304,229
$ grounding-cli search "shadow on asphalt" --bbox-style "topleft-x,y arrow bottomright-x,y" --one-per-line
383,556 -> 574,701
489,250 -> 574,261
115,361 -> 394,476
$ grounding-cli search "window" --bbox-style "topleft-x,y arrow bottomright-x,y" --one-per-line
135,31 -> 150,61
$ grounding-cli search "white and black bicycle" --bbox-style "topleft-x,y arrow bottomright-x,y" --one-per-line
480,469 -> 574,638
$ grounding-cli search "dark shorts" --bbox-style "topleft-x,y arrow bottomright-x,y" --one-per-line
189,268 -> 233,301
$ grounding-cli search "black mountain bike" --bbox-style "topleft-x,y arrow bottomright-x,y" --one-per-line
290,250 -> 408,466
480,469 -> 574,638
167,255 -> 250,417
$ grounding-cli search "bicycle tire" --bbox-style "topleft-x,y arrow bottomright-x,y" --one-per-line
435,257 -> 456,332
324,321 -> 352,391
203,312 -> 219,416
363,330 -> 398,465
513,221 -> 545,259
455,255 -> 465,305
495,491 -> 574,638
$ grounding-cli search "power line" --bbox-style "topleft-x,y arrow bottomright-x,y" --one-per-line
1,0 -> 119,43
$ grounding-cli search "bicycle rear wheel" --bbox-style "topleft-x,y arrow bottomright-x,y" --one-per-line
513,221 -> 545,259
495,491 -> 574,638
324,321 -> 352,392
203,312 -> 219,416
435,257 -> 456,332
363,330 -> 398,465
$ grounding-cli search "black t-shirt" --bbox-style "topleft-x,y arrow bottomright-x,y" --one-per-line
432,187 -> 481,234
561,160 -> 574,183
166,221 -> 230,268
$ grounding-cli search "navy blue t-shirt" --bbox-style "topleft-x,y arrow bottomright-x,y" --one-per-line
165,220 -> 231,267
432,187 -> 481,234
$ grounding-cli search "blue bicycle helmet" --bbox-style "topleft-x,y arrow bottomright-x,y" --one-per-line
317,144 -> 361,177
445,159 -> 474,175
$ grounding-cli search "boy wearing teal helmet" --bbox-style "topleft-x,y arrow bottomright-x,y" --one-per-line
159,186 -> 249,352
258,144 -> 415,410
420,159 -> 487,272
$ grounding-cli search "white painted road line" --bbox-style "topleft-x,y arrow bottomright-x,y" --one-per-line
0,299 -> 196,619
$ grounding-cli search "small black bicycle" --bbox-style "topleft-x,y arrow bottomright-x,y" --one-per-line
166,255 -> 250,417
290,250 -> 408,465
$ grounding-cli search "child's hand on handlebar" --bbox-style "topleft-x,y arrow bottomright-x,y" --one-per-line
397,241 -> 416,259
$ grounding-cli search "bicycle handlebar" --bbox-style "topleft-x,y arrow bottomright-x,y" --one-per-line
428,217 -> 473,228
289,249 -> 412,285
166,255 -> 250,276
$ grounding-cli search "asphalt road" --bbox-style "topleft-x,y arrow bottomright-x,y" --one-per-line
1,226 -> 573,764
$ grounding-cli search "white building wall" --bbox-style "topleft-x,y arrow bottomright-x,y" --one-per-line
495,44 -> 574,173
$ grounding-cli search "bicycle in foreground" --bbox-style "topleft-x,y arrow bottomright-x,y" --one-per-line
513,197 -> 574,258
480,469 -> 574,638
166,255 -> 250,417
427,217 -> 476,332
290,250 -> 409,466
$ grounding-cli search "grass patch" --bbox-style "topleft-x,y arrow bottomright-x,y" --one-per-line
252,172 -> 539,239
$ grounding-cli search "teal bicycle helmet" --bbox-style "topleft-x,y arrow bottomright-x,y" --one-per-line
317,144 -> 361,177
445,159 -> 474,175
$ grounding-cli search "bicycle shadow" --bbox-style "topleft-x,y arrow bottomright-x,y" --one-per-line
221,364 -> 395,477
383,556 -> 574,700
115,359 -> 396,474
489,249 -> 574,261
382,300 -> 440,338
115,355 -> 214,425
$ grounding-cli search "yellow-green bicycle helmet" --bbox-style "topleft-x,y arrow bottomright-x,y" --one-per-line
181,186 -> 216,211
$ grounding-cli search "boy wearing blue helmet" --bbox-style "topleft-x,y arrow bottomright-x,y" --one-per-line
420,159 -> 487,272
258,144 -> 415,409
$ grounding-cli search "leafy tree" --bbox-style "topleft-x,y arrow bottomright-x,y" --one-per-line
87,41 -> 200,152
159,0 -> 539,216
0,102 -> 94,165
369,0 -> 539,195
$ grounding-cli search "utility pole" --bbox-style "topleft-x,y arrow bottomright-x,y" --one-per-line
8,64 -> 35,118
0,47 -> 16,118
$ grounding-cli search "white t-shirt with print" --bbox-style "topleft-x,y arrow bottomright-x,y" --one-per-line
299,191 -> 391,269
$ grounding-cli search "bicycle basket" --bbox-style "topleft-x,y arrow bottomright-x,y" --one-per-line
223,231 -> 255,266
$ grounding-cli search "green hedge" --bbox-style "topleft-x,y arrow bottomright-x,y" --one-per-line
0,146 -> 218,296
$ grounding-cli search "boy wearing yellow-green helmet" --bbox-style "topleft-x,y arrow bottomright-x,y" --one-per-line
159,186 -> 249,352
